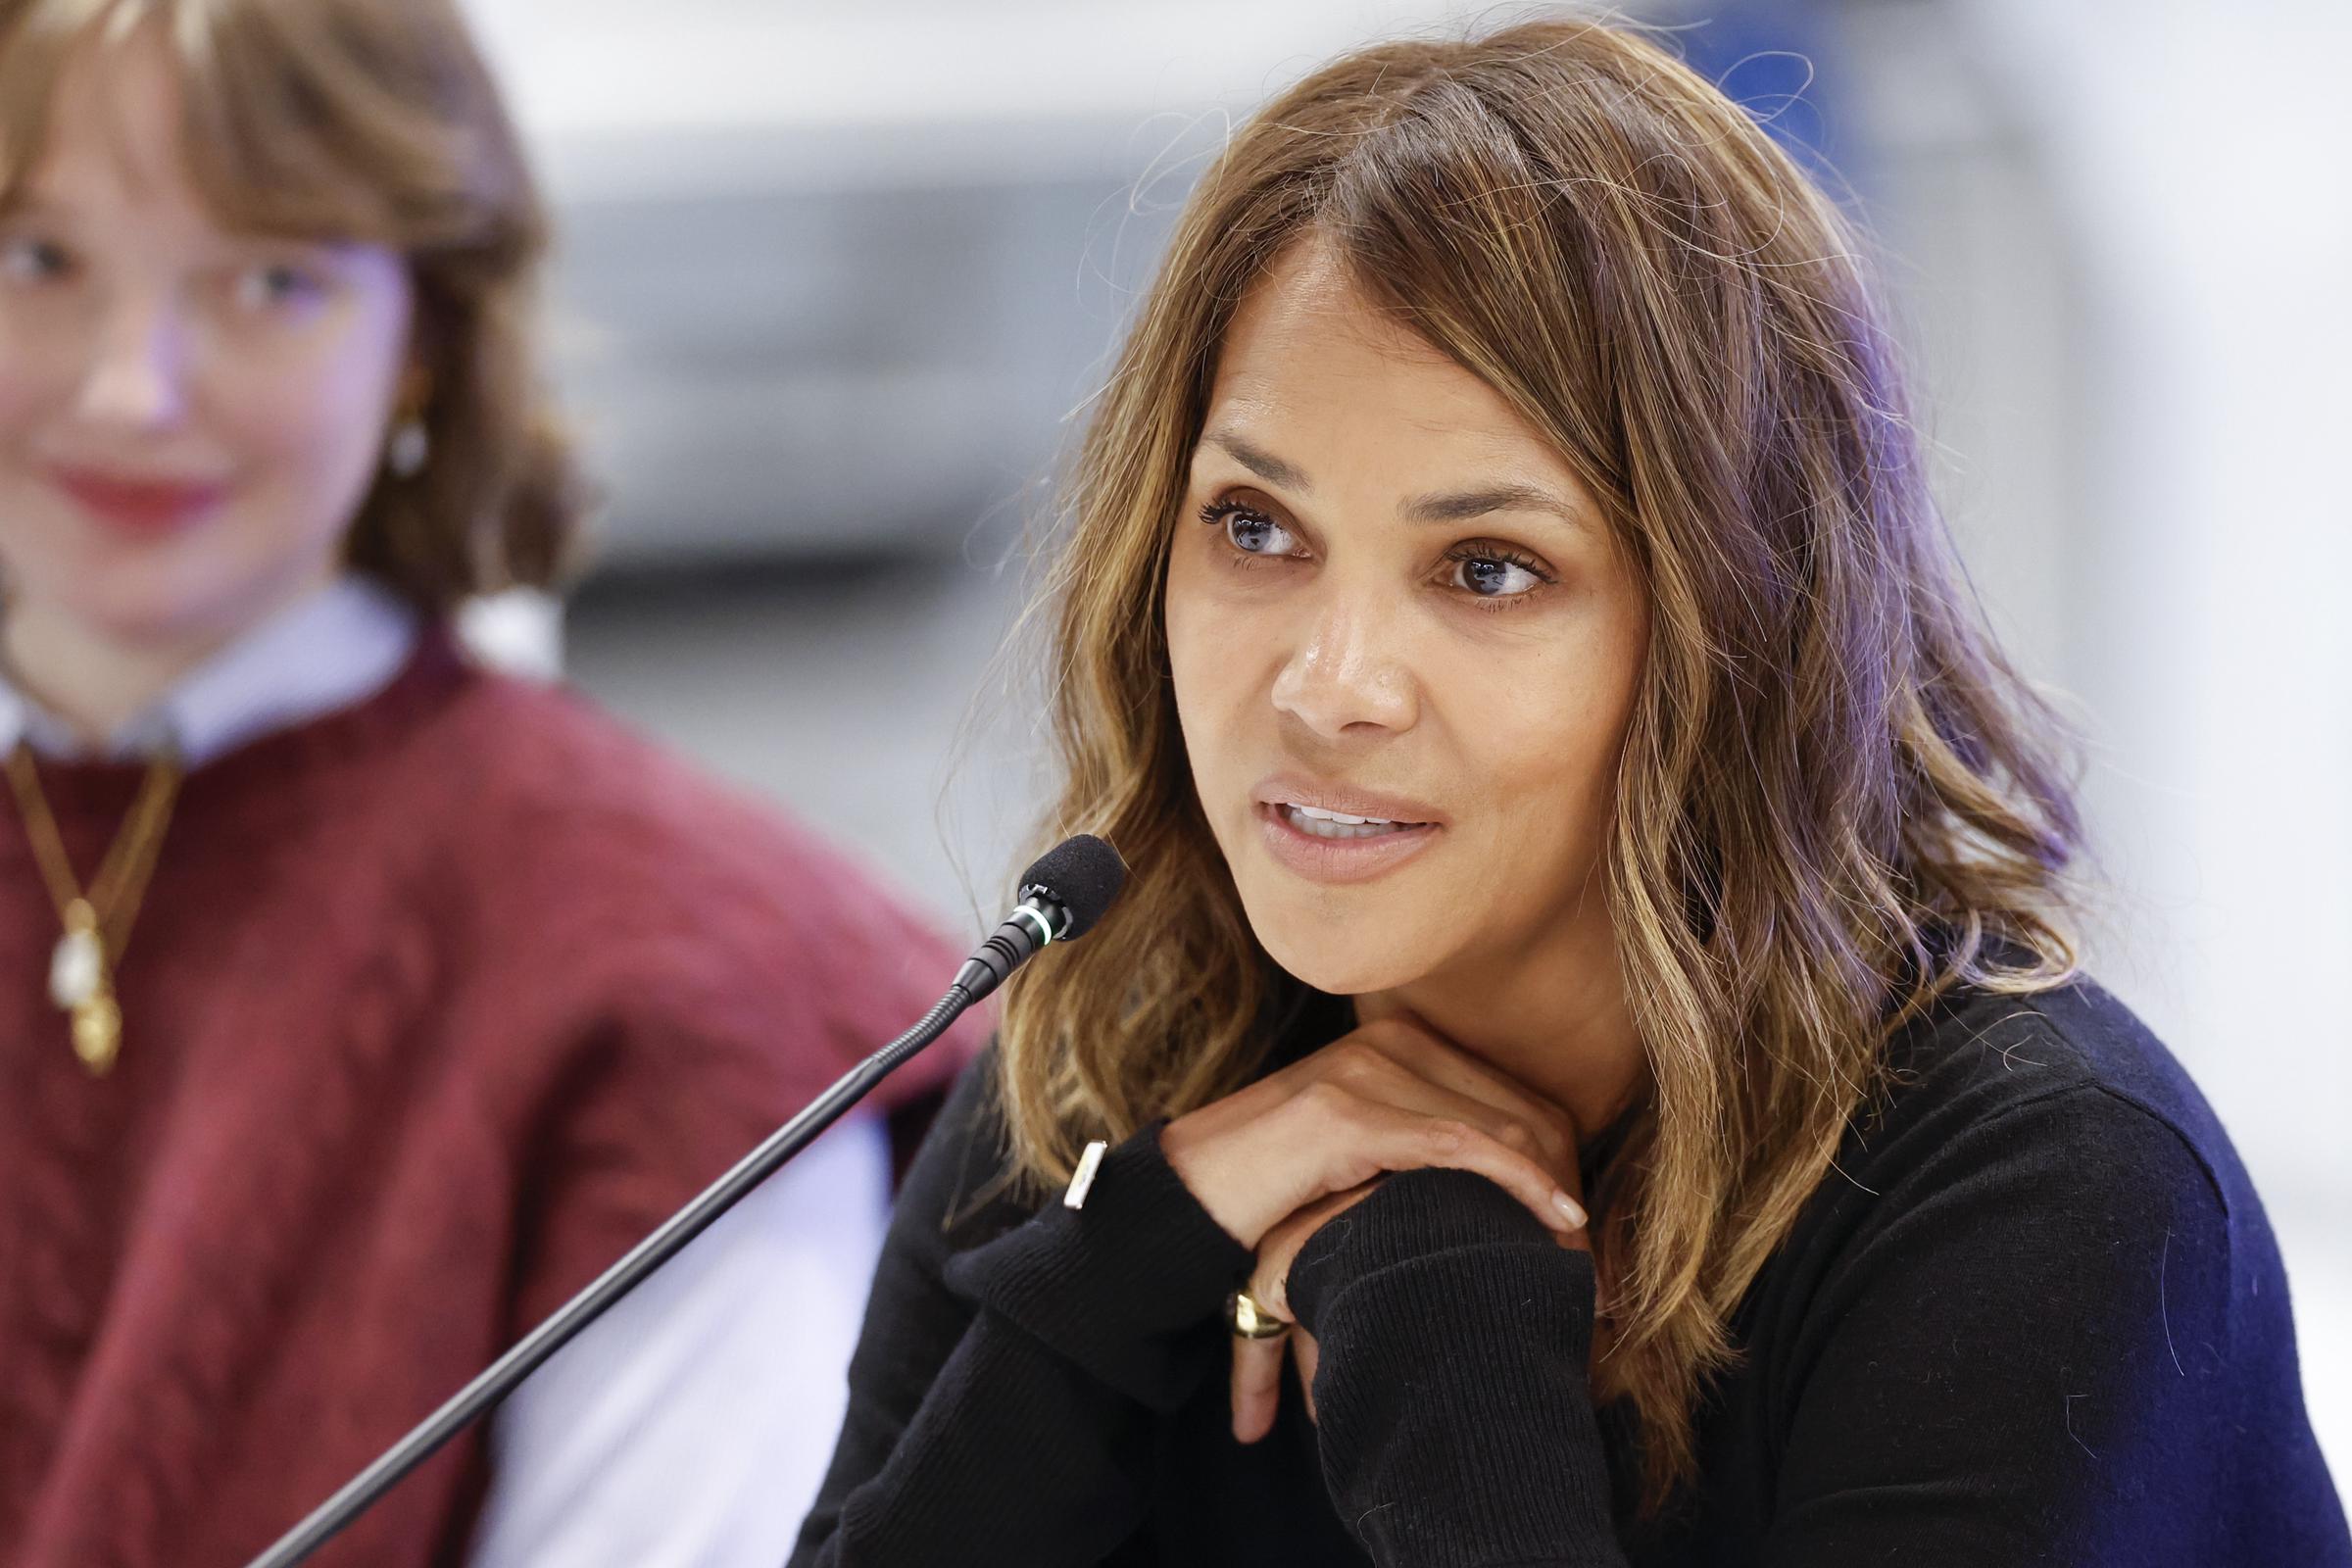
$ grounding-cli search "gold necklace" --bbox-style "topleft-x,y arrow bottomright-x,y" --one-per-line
4,741 -> 184,1075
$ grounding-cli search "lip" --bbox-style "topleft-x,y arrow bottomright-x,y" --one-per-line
1250,774 -> 1446,886
48,464 -> 231,535
1250,775 -> 1447,826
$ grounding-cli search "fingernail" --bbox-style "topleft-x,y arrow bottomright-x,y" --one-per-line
1553,1191 -> 1588,1229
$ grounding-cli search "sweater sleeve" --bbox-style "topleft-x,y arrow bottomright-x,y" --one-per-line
1286,1080 -> 2351,1568
1286,1167 -> 1630,1568
788,1053 -> 1256,1567
1754,1083 -> 2351,1567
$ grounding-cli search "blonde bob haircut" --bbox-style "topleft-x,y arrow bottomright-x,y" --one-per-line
997,15 -> 2084,1512
0,0 -> 586,609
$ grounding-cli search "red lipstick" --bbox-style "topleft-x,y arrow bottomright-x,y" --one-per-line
50,465 -> 229,536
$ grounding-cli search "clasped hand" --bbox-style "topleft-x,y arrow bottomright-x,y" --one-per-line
1158,1015 -> 1590,1443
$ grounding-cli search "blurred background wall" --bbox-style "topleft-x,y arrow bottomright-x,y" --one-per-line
458,0 -> 2351,1475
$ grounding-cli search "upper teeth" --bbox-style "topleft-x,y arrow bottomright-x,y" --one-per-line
1289,804 -> 1394,825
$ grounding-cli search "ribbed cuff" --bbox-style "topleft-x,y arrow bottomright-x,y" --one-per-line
1288,1168 -> 1623,1567
940,1120 -> 1252,1412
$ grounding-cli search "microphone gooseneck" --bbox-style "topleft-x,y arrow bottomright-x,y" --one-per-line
244,835 -> 1127,1568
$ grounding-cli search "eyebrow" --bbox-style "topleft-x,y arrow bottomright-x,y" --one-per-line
1202,429 -> 1590,534
1205,432 -> 1311,493
1399,482 -> 1589,531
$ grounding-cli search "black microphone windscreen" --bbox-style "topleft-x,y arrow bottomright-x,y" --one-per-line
1017,834 -> 1127,942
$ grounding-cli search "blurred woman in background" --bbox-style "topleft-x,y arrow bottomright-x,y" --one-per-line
0,2 -> 974,1563
797,17 -> 2348,1567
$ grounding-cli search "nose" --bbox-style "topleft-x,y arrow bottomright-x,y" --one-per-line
1269,581 -> 1419,742
76,288 -> 191,432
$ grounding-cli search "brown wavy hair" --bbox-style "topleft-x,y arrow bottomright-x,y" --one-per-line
0,0 -> 587,608
996,14 -> 2085,1513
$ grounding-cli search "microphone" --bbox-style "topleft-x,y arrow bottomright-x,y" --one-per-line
244,835 -> 1127,1568
955,832 -> 1128,1000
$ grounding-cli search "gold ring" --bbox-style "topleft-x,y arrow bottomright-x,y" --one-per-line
1227,1289 -> 1291,1340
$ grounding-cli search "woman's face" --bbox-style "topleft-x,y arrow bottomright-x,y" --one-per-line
1164,242 -> 1649,999
0,28 -> 416,655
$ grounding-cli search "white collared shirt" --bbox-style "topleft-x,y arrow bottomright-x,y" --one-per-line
0,577 -> 885,1564
0,575 -> 420,765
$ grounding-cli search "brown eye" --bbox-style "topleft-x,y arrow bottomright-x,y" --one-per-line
230,262 -> 327,314
0,234 -> 70,284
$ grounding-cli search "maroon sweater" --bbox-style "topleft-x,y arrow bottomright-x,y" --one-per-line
0,630 -> 980,1568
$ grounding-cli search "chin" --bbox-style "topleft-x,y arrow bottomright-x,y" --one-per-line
75,536 -> 328,651
59,571 -> 233,649
1242,894 -> 1437,998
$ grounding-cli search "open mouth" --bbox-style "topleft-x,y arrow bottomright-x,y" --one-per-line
1249,776 -> 1446,884
1273,802 -> 1433,841
1256,797 -> 1442,884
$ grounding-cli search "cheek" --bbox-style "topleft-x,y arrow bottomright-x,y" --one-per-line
1163,544 -> 1296,870
0,357 -> 44,428
218,336 -> 401,514
0,330 -> 99,576
0,318 -> 77,452
1163,545 -> 1260,754
203,255 -> 416,527
1450,617 -> 1644,887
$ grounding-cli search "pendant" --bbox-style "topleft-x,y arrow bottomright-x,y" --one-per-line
73,993 -> 122,1076
51,902 -> 119,1075
50,909 -> 102,1009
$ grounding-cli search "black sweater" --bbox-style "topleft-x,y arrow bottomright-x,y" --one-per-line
790,975 -> 2349,1566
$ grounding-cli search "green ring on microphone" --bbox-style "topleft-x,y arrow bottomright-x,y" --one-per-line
1008,905 -> 1057,947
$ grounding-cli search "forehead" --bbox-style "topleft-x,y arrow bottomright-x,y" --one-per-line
1201,242 -> 1573,484
8,27 -> 213,223
2,17 -> 395,248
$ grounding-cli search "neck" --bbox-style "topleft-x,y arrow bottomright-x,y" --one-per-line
1,581 -> 327,749
1357,884 -> 1646,1147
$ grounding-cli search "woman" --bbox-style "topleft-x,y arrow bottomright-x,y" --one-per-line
795,18 -> 2349,1567
0,2 -> 975,1564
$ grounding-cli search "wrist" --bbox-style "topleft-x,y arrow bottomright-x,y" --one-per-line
1156,1121 -> 1276,1250
1288,1166 -> 1593,1332
939,1118 -> 1256,1411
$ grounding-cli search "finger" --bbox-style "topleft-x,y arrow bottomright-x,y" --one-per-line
1345,1020 -> 1583,1167
1336,1058 -> 1580,1193
1288,1083 -> 1588,1237
1230,1332 -> 1289,1444
1307,1030 -> 1581,1190
1294,1331 -> 1321,1424
1250,1186 -> 1371,1317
